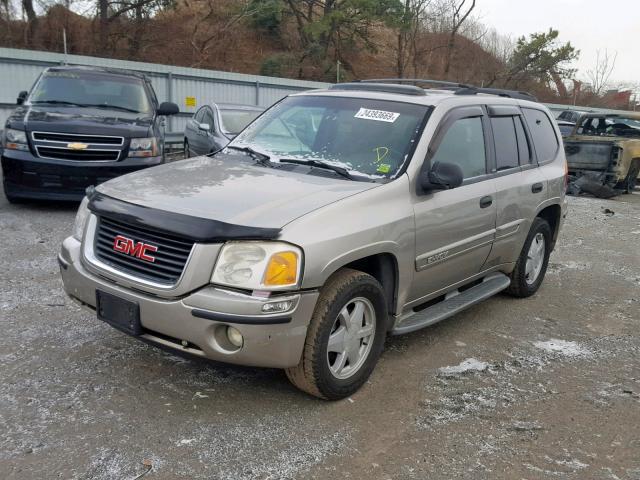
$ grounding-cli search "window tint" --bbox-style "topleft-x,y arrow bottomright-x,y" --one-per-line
203,109 -> 215,129
491,116 -> 519,170
431,117 -> 486,179
514,116 -> 532,164
522,108 -> 559,163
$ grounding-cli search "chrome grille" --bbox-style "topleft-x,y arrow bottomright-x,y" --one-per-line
94,216 -> 194,285
31,131 -> 124,162
32,131 -> 124,145
36,146 -> 120,161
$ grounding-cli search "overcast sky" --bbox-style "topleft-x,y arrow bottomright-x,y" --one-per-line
477,0 -> 639,86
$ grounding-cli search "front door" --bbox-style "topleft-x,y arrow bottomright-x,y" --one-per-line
409,106 -> 497,306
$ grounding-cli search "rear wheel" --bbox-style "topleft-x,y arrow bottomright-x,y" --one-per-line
286,269 -> 387,400
506,217 -> 552,298
620,160 -> 640,193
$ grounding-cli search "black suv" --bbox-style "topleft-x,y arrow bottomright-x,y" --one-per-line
1,66 -> 178,202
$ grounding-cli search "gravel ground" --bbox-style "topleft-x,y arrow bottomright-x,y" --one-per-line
1,182 -> 639,480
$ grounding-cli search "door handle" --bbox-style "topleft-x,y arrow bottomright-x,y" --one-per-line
479,196 -> 493,208
532,182 -> 543,193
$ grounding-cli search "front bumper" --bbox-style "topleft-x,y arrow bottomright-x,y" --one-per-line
59,236 -> 319,368
2,149 -> 163,201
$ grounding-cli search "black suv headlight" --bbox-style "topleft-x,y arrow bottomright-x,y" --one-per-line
3,128 -> 29,151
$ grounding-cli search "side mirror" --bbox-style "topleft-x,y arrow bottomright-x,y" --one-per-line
419,161 -> 464,193
198,122 -> 211,132
17,91 -> 28,105
157,102 -> 179,116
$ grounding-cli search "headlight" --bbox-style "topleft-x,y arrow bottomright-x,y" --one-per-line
211,241 -> 303,291
129,137 -> 158,157
72,196 -> 90,241
3,128 -> 29,151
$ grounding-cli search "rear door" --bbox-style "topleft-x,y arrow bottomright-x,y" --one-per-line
409,106 -> 497,305
484,106 -> 552,268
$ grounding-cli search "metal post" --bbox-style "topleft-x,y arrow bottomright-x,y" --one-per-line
62,29 -> 68,64
167,71 -> 173,132
255,80 -> 260,106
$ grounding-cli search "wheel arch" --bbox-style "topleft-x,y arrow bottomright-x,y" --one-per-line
535,203 -> 562,250
321,251 -> 400,331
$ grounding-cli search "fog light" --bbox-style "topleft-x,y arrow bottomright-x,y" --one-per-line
261,300 -> 293,313
226,326 -> 244,348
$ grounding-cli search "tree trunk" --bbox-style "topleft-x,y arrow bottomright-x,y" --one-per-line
21,0 -> 37,47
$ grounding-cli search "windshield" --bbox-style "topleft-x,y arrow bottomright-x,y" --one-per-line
29,70 -> 152,114
576,116 -> 640,137
229,95 -> 430,180
220,109 -> 263,135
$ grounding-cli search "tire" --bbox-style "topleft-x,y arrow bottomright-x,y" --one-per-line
286,268 -> 387,400
620,160 -> 640,193
506,217 -> 552,298
183,140 -> 190,159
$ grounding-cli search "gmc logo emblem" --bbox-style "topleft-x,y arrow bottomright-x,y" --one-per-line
113,235 -> 158,262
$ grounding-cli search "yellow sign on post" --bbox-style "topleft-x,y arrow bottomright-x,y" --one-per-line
185,96 -> 196,108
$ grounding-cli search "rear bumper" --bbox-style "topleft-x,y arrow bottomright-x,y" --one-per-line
59,236 -> 319,369
1,149 -> 163,201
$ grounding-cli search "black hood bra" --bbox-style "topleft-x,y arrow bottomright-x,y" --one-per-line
86,187 -> 281,243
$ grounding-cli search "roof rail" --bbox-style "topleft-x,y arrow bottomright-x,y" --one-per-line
354,78 -> 537,102
358,78 -> 472,89
329,82 -> 426,96
454,86 -> 538,102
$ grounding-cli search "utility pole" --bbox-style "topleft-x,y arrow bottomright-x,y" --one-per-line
62,28 -> 68,64
336,60 -> 341,83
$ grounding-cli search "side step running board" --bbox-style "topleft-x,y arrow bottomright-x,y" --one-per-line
391,273 -> 511,336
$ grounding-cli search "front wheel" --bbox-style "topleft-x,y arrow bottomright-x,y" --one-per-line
286,269 -> 387,400
183,140 -> 190,159
506,217 -> 552,298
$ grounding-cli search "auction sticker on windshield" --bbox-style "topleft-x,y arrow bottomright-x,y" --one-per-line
355,108 -> 400,123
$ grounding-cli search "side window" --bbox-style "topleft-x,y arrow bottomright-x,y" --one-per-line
193,107 -> 205,123
431,116 -> 486,179
490,116 -> 519,170
522,108 -> 559,163
203,108 -> 215,130
514,116 -> 532,165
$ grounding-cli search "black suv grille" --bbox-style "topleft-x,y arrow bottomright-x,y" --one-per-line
36,147 -> 120,161
94,216 -> 195,285
32,132 -> 124,145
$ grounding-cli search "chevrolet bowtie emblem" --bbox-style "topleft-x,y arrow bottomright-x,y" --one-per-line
67,142 -> 88,150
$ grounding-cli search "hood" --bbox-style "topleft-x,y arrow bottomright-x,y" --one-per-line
7,105 -> 153,137
96,155 -> 379,229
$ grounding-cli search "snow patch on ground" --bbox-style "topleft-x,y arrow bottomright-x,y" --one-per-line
438,358 -> 489,376
533,339 -> 589,357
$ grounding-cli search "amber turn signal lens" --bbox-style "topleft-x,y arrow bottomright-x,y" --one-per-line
263,251 -> 298,286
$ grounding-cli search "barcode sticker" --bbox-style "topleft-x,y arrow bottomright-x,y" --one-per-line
354,108 -> 400,123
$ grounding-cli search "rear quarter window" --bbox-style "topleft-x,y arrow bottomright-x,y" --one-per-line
522,108 -> 559,163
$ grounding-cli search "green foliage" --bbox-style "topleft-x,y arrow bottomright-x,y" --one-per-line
505,29 -> 579,85
248,0 -> 283,35
260,52 -> 297,77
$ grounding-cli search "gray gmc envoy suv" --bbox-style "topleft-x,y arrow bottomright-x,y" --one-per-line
59,80 -> 568,400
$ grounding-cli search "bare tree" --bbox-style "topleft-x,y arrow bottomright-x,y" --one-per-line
442,0 -> 475,77
586,49 -> 617,96
395,0 -> 431,77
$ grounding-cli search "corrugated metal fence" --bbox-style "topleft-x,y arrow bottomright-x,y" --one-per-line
0,47 -> 330,134
1,47 -> 632,135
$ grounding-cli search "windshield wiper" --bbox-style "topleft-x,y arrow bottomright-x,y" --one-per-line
226,145 -> 272,166
31,100 -> 83,107
278,158 -> 354,180
82,103 -> 140,113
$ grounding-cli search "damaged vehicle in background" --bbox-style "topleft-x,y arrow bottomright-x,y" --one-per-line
564,113 -> 640,197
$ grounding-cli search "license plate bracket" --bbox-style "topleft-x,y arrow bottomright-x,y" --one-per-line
96,290 -> 141,336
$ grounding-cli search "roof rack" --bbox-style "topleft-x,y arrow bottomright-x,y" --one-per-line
350,78 -> 538,102
328,82 -> 426,96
